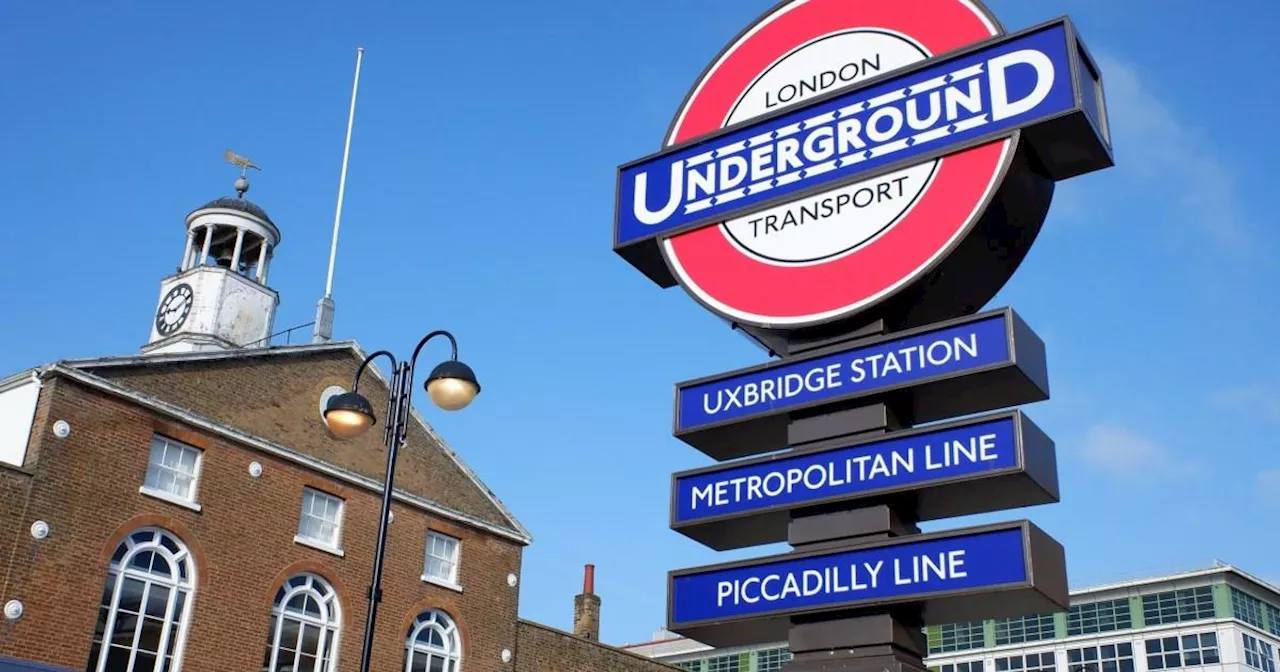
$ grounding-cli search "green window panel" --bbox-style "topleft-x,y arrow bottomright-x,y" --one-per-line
1233,587 -> 1267,629
1053,611 -> 1068,639
1067,598 -> 1133,636
1141,586 -> 1215,625
930,621 -> 986,654
1129,596 -> 1145,629
755,647 -> 791,672
926,625 -> 944,654
1264,603 -> 1280,638
994,614 -> 1056,646
1212,583 -> 1233,620
706,654 -> 741,672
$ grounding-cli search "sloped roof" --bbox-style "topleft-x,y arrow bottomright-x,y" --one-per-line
55,341 -> 530,544
193,195 -> 273,225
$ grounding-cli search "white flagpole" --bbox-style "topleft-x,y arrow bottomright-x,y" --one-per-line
314,46 -> 364,343
326,46 -> 364,298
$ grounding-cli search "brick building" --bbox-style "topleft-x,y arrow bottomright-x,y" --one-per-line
0,179 -> 676,672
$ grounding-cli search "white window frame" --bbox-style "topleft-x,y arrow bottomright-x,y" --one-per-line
422,530 -> 462,590
935,661 -> 984,672
706,653 -> 742,672
756,648 -> 792,672
264,573 -> 342,672
1244,633 -> 1278,672
405,609 -> 462,672
88,528 -> 197,672
995,650 -> 1057,672
294,487 -> 345,556
140,435 -> 203,512
1065,641 -> 1136,672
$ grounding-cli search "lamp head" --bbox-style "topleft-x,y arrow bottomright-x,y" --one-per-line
323,391 -> 376,439
425,359 -> 480,411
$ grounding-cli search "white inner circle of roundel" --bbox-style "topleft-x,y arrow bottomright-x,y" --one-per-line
717,29 -> 940,266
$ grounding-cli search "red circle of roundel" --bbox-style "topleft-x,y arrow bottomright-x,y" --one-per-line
661,0 -> 1012,329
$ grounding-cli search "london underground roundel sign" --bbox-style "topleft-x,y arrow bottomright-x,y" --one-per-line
664,0 -> 1004,329
613,0 -> 1113,337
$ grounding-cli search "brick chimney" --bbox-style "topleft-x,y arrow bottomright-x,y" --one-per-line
573,564 -> 601,641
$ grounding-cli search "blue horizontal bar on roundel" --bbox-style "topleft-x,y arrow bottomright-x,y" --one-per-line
673,308 -> 1048,460
670,411 -> 1058,551
665,520 -> 1067,649
613,17 -> 1113,267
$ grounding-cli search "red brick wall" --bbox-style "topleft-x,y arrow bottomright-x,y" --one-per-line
514,621 -> 681,672
85,348 -> 516,532
0,376 -> 523,672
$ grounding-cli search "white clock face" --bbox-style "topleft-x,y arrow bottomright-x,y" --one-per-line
155,283 -> 194,336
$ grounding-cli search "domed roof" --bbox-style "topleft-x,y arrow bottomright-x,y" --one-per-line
194,196 -> 273,225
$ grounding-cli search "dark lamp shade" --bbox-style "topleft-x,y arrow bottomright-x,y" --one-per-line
425,360 -> 480,411
324,391 -> 377,439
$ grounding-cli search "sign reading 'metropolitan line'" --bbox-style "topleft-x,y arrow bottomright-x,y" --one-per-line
611,0 -> 1112,668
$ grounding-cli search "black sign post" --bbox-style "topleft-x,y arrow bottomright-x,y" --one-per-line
780,386 -> 1023,672
664,321 -> 1066,670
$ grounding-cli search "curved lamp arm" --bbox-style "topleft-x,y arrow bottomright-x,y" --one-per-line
406,330 -> 458,389
349,350 -> 399,393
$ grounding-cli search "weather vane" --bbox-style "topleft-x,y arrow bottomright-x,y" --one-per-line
224,149 -> 261,198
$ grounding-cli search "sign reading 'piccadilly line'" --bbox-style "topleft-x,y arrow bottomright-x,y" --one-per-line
667,521 -> 1066,638
612,0 -> 1112,333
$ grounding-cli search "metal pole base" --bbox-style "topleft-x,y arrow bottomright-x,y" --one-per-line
784,650 -> 930,672
785,613 -> 928,672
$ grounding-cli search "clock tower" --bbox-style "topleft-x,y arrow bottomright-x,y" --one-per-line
143,158 -> 281,355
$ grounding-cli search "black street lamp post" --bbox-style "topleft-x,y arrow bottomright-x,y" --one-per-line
322,330 -> 481,672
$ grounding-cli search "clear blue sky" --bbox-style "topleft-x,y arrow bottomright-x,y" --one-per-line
3,0 -> 1278,647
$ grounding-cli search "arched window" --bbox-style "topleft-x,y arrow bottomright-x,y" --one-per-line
88,528 -> 196,672
406,610 -> 462,672
262,573 -> 341,672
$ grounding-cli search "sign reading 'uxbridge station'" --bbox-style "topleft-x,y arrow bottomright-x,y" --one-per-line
675,309 -> 1047,460
611,0 -> 1112,656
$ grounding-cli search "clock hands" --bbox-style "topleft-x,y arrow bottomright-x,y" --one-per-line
156,284 -> 194,335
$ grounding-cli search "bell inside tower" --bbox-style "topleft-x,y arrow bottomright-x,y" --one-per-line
181,215 -> 274,283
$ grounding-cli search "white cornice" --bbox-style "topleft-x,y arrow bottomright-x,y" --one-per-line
61,341 -> 357,369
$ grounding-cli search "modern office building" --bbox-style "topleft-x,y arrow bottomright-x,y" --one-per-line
0,176 -> 677,672
623,564 -> 1280,672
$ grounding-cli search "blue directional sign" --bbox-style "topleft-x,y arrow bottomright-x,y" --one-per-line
615,18 -> 1111,251
674,308 -> 1049,460
667,521 -> 1067,648
671,412 -> 1059,550
679,316 -> 1006,429
678,416 -> 1013,521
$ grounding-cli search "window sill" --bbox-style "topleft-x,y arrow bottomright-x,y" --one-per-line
139,486 -> 202,512
294,535 -> 345,557
421,575 -> 463,593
